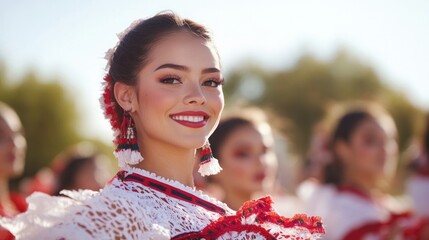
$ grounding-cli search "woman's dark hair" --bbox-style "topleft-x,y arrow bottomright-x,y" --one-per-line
108,12 -> 214,121
424,114 -> 429,155
54,155 -> 97,196
324,111 -> 374,184
209,118 -> 254,160
51,142 -> 104,195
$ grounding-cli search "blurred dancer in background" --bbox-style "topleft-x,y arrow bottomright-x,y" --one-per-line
0,102 -> 27,240
301,103 -> 429,239
207,108 -> 278,210
19,142 -> 111,197
50,142 -> 111,196
407,114 -> 429,217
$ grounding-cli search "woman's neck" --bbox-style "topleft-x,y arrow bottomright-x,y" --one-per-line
0,177 -> 20,217
135,139 -> 196,187
0,177 -> 11,205
0,178 -> 9,198
342,170 -> 377,196
223,188 -> 252,211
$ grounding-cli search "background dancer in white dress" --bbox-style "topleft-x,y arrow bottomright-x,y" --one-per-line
407,114 -> 429,218
301,103 -> 429,240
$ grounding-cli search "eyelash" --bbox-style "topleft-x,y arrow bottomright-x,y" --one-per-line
203,78 -> 224,87
160,75 -> 181,84
159,76 -> 224,87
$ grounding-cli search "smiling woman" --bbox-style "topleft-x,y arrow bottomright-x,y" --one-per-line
0,12 -> 324,239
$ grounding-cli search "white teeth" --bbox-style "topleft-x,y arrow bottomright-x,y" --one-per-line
172,115 -> 204,122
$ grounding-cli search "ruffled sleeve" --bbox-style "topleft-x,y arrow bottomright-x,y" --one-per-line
0,191 -> 93,239
173,196 -> 325,240
0,189 -> 170,240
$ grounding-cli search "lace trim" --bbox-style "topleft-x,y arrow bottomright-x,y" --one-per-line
172,196 -> 325,240
173,223 -> 276,240
115,170 -> 226,215
121,167 -> 230,210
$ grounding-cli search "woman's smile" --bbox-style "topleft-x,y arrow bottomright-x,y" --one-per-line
170,111 -> 209,128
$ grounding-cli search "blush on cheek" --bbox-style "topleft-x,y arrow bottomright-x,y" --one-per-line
228,161 -> 253,183
139,89 -> 173,119
356,145 -> 384,174
140,90 -> 162,106
204,90 -> 223,114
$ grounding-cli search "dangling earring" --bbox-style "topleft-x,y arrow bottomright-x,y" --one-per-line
114,111 -> 143,169
198,141 -> 222,176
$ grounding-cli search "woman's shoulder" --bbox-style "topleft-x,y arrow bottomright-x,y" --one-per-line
1,168 -> 234,240
0,185 -> 162,239
1,190 -> 97,239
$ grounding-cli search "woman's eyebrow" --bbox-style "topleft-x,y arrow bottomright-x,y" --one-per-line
154,63 -> 220,74
155,63 -> 187,72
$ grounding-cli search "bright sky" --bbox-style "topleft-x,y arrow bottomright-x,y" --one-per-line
1,0 -> 428,143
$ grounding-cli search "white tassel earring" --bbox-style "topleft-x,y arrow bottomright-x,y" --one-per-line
114,111 -> 143,169
198,141 -> 222,176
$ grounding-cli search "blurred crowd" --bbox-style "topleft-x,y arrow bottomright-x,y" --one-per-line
1,100 -> 428,239
0,101 -> 112,239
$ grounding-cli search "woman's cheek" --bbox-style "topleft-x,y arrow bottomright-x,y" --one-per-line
229,159 -> 253,181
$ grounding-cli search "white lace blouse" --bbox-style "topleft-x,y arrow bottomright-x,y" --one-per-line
1,168 -> 324,239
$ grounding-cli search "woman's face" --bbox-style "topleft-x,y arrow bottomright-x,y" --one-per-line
341,118 -> 397,180
213,123 -> 278,195
131,31 -> 224,150
0,114 -> 26,178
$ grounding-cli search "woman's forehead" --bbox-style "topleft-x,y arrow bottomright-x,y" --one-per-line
145,31 -> 220,70
0,111 -> 22,133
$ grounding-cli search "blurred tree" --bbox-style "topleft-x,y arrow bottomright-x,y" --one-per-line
224,50 -> 424,158
0,61 -> 9,97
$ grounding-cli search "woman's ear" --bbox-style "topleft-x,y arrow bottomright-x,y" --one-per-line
114,82 -> 136,112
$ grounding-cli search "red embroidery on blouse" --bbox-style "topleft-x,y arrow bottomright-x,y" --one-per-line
113,171 -> 227,216
172,196 -> 325,239
343,211 -> 429,240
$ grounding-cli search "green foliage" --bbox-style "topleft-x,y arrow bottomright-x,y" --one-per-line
224,51 -> 424,157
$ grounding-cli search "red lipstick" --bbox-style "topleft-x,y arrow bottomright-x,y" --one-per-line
170,111 -> 209,128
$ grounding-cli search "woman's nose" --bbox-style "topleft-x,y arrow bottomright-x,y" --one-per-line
184,83 -> 206,105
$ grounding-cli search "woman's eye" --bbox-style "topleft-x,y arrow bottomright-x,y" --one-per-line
233,150 -> 251,159
364,135 -> 384,147
203,78 -> 224,87
160,76 -> 181,84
